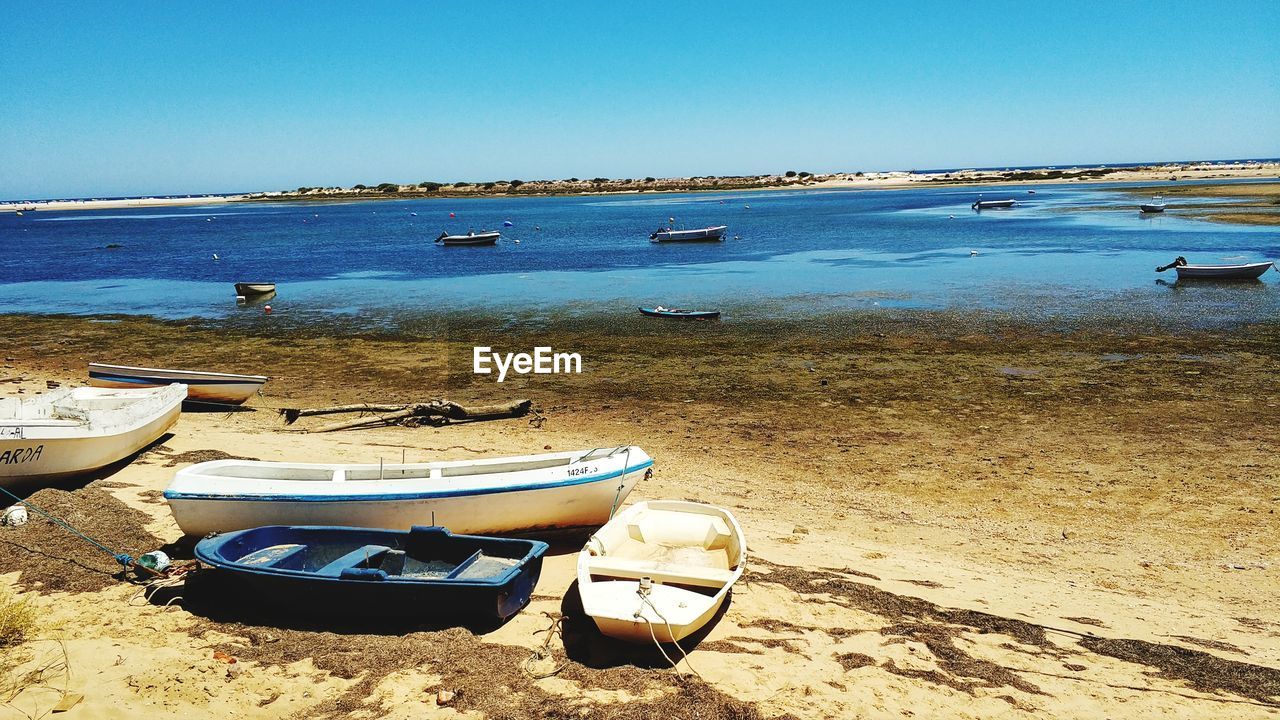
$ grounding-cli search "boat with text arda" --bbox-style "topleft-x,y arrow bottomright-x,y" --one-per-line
89,363 -> 267,406
577,500 -> 746,643
0,384 -> 186,487
649,225 -> 727,243
165,446 -> 653,537
437,230 -> 500,246
195,524 -> 548,621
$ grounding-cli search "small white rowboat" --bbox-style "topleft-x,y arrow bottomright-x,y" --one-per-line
1175,261 -> 1274,280
89,363 -> 268,406
165,446 -> 653,537
0,385 -> 186,488
577,500 -> 746,643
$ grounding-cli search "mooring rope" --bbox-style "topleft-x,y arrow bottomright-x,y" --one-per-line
0,485 -> 151,574
635,590 -> 703,680
520,613 -> 568,679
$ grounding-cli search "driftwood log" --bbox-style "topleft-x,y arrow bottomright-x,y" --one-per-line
280,399 -> 532,433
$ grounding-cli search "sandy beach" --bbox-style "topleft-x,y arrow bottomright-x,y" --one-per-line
1,312 -> 1277,718
7,161 -> 1273,214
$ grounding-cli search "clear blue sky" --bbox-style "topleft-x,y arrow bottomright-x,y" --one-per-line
3,1 -> 1278,199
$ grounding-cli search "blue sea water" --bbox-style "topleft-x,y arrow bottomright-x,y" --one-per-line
1,180 -> 1277,328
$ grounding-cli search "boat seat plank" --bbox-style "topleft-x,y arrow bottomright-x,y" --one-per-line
316,544 -> 392,576
444,549 -> 485,579
586,556 -> 736,588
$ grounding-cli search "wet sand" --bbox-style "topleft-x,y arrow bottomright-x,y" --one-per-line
1,311 -> 1278,718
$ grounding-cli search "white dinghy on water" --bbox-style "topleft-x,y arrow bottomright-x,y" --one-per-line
0,385 -> 187,488
577,500 -> 746,643
165,446 -> 653,537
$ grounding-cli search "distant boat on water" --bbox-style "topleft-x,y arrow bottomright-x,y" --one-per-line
1139,196 -> 1167,213
234,282 -> 276,296
638,306 -> 721,320
971,197 -> 1017,210
649,225 -> 727,243
1156,256 -> 1275,280
437,230 -> 500,246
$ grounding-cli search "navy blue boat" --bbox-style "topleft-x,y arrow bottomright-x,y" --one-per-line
195,525 -> 548,621
638,306 -> 722,320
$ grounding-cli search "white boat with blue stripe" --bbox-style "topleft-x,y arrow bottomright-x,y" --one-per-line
165,446 -> 653,538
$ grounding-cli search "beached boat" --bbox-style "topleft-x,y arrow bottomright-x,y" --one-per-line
195,524 -> 548,620
0,385 -> 186,488
638,307 -> 721,320
1139,196 -> 1167,213
88,363 -> 268,406
649,226 -> 727,243
165,446 -> 653,537
971,198 -> 1017,210
234,282 -> 276,296
436,230 -> 500,246
577,500 -> 746,643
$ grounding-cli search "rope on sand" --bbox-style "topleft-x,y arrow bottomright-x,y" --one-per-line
0,485 -> 158,577
521,613 -> 568,679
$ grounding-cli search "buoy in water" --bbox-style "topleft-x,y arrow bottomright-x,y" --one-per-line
212,253 -> 219,261
264,305 -> 272,314
449,212 -> 456,218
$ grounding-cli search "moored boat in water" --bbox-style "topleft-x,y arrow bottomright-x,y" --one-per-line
234,282 -> 276,296
165,446 -> 653,537
649,225 -> 727,243
0,385 -> 186,488
1156,256 -> 1275,280
577,500 -> 746,643
971,198 -> 1017,210
1139,195 -> 1167,213
437,230 -> 500,246
88,363 -> 268,406
195,524 -> 548,621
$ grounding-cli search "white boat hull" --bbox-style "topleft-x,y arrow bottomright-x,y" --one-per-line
1174,262 -> 1274,280
0,386 -> 185,487
165,447 -> 652,537
89,363 -> 267,406
649,226 -> 727,243
577,500 -> 746,644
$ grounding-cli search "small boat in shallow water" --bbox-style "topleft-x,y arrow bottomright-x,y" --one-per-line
971,198 -> 1017,210
437,230 -> 500,246
1139,195 -> 1167,213
165,446 -> 653,537
638,306 -> 721,320
649,225 -> 727,243
0,385 -> 186,488
196,525 -> 548,620
1157,256 -> 1275,280
577,500 -> 746,643
234,282 -> 276,296
89,363 -> 267,406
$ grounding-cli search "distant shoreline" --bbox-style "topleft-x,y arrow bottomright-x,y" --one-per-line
2,160 -> 1276,214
